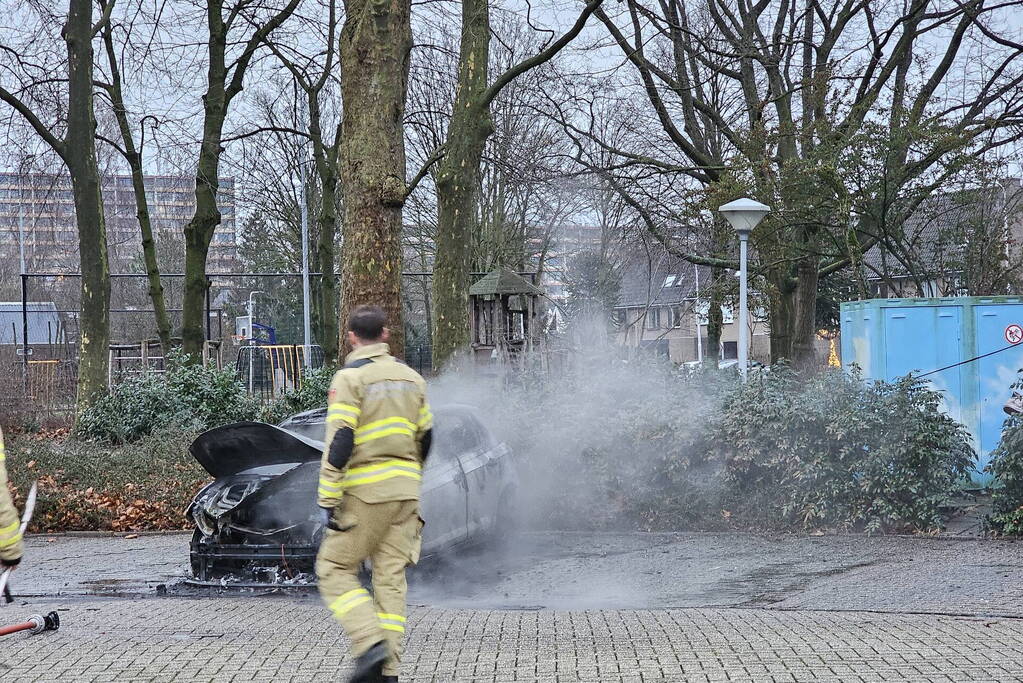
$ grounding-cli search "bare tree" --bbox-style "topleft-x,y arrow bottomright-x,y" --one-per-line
575,0 -> 1023,368
0,0 -> 115,412
94,0 -> 173,352
180,0 -> 301,359
256,0 -> 343,363
429,0 -> 604,368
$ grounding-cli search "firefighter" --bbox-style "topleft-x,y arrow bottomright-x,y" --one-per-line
0,427 -> 25,570
315,305 -> 433,683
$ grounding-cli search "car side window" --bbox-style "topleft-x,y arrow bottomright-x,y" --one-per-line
433,412 -> 482,457
451,413 -> 482,453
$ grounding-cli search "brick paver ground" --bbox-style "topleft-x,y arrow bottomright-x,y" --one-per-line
3,596 -> 1023,682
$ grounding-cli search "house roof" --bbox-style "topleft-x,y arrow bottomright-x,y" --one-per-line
615,249 -> 710,308
469,268 -> 544,297
862,179 -> 1023,278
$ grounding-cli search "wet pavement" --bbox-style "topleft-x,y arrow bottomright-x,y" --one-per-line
10,530 -> 1023,616
4,531 -> 1023,681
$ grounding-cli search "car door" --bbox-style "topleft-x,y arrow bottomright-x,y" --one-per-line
419,412 -> 469,555
451,410 -> 500,538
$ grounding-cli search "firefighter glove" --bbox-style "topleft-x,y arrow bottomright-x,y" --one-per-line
318,505 -> 338,531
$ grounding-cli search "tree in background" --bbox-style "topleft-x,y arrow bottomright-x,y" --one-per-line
429,0 -> 604,369
0,0 -> 114,413
258,0 -> 343,363
578,0 -> 1023,369
96,0 -> 172,352
180,0 -> 300,360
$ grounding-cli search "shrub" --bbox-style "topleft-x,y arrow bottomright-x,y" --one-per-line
709,368 -> 975,532
5,430 -> 207,532
987,377 -> 1023,534
76,350 -> 259,443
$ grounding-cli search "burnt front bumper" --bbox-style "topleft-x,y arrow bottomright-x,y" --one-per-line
189,535 -> 320,584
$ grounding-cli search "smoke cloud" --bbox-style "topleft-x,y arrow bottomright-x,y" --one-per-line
427,332 -> 736,533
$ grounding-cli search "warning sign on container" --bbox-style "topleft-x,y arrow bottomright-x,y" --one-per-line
1006,324 -> 1023,345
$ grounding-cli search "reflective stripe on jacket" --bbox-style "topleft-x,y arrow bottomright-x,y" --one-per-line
0,427 -> 24,563
318,343 -> 430,506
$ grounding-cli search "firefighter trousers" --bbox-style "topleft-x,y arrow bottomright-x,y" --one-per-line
316,496 -> 422,678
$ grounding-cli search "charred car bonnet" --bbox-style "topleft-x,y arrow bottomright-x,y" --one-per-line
187,404 -> 517,583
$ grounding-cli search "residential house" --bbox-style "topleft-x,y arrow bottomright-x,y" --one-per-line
611,248 -> 771,364
863,178 -> 1023,298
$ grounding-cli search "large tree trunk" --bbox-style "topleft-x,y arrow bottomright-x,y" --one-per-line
181,108 -> 225,358
766,254 -> 818,370
337,0 -> 411,358
65,0 -> 111,412
790,253 -> 820,370
431,0 -> 491,369
101,24 -> 173,353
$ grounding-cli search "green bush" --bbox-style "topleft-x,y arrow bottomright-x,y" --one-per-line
259,365 -> 336,424
76,350 -> 259,443
710,369 -> 975,532
987,378 -> 1023,534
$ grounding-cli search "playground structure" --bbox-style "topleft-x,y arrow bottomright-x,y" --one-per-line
468,268 -> 546,368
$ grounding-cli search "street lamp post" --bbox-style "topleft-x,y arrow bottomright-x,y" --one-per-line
247,290 -> 264,393
718,198 -> 770,381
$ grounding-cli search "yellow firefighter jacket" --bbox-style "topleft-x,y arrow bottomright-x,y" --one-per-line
318,343 -> 432,507
0,427 -> 24,564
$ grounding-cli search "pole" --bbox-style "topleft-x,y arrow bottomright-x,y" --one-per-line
205,278 -> 212,341
738,237 -> 749,382
18,210 -> 25,276
21,274 -> 29,398
695,264 -> 703,363
247,294 -> 255,393
300,154 -> 312,369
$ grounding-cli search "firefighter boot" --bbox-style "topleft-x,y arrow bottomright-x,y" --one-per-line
348,641 -> 388,683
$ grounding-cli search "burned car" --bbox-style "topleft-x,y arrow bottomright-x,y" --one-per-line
187,404 -> 517,583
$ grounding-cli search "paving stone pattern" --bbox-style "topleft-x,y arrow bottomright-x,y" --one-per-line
4,597 -> 1023,682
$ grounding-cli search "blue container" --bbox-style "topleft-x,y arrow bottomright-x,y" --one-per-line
841,297 -> 1023,485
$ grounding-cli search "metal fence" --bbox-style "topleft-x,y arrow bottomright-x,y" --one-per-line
4,269 -> 539,422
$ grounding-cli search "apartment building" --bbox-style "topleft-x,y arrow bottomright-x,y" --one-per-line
0,172 -> 239,274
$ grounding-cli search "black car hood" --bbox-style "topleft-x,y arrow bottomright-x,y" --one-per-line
190,422 -> 324,478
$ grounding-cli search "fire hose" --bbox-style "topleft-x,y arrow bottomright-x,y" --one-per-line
0,611 -> 59,637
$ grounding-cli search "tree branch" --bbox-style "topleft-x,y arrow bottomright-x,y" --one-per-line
405,145 -> 446,199
0,86 -> 66,160
92,0 -> 117,37
479,0 -> 604,109
225,0 -> 302,102
222,125 -> 311,144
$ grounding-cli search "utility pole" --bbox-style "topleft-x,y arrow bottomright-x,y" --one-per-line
695,264 -> 703,363
300,150 -> 312,368
299,95 -> 313,368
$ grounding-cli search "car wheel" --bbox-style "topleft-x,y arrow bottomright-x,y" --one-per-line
484,487 -> 519,549
189,528 -> 204,579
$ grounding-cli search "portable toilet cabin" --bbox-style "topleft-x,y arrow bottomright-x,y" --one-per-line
841,296 -> 1023,485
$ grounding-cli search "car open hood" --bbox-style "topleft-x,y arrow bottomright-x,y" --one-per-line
190,422 -> 324,478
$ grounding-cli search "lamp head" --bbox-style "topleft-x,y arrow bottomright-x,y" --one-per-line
718,198 -> 770,239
